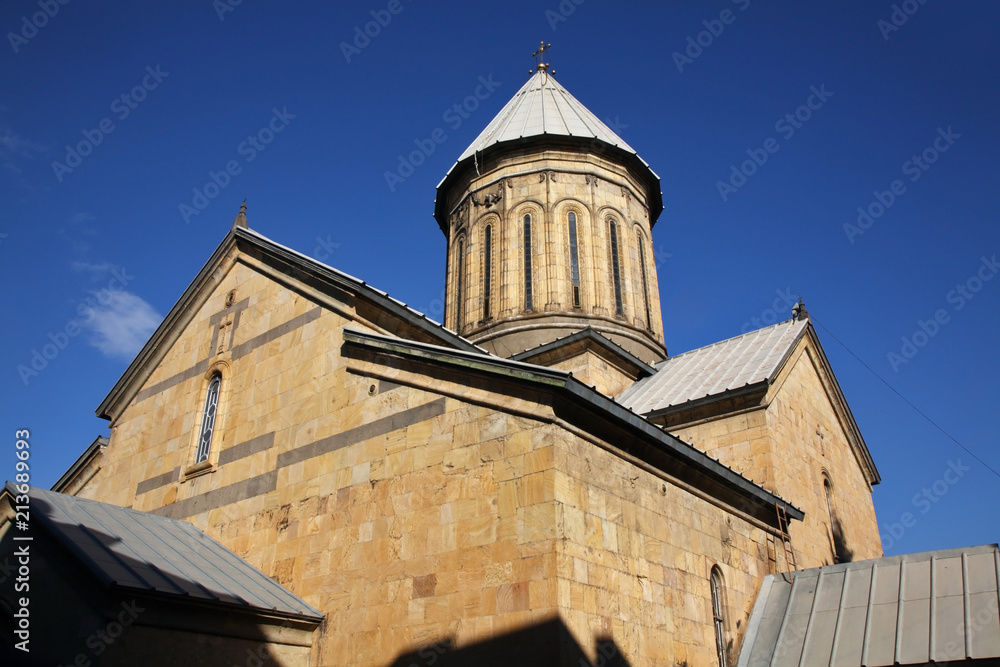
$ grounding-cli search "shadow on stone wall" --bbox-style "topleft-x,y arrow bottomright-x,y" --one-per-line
831,517 -> 854,564
388,617 -> 630,667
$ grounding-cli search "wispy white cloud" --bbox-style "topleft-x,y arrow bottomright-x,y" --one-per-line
0,125 -> 46,158
71,260 -> 113,274
0,123 -> 47,187
79,290 -> 162,360
68,212 -> 97,225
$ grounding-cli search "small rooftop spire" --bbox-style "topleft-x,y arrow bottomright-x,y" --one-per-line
792,300 -> 809,321
531,41 -> 554,76
232,199 -> 248,230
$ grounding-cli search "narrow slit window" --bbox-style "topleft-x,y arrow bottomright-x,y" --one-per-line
196,374 -> 221,463
609,220 -> 623,317
523,214 -> 533,311
638,233 -> 651,327
711,567 -> 727,667
568,212 -> 581,308
483,225 -> 492,320
456,239 -> 465,330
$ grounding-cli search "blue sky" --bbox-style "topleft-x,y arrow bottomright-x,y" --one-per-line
1,0 -> 997,556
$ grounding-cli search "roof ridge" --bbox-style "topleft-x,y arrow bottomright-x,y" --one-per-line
666,318 -> 799,361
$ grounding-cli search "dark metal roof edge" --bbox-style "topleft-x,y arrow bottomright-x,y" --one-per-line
510,327 -> 657,376
640,381 -> 769,421
108,584 -> 325,623
236,227 -> 482,355
343,330 -> 803,521
51,435 -> 108,492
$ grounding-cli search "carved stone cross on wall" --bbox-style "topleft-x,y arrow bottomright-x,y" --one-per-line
209,293 -> 250,356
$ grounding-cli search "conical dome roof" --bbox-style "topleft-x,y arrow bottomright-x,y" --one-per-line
436,69 -> 662,228
456,69 -> 640,161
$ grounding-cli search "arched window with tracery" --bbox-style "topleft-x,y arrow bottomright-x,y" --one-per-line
195,373 -> 221,464
455,237 -> 465,331
523,213 -> 534,311
482,224 -> 493,320
637,230 -> 651,327
711,566 -> 728,667
608,219 -> 623,317
568,211 -> 581,308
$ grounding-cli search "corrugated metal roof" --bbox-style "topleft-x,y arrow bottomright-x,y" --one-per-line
8,483 -> 322,621
617,318 -> 809,415
738,544 -> 1000,667
455,70 -> 639,163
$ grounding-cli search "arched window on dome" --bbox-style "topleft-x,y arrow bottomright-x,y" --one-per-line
455,238 -> 465,331
568,212 -> 581,308
637,230 -> 652,328
523,213 -> 534,311
195,373 -> 221,464
482,224 -> 493,321
608,219 -> 623,317
710,566 -> 728,667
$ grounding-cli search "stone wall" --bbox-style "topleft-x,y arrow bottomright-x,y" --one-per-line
72,255 -> 788,665
668,337 -> 883,569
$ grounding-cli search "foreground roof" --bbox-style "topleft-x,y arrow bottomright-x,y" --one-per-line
4,483 -> 323,621
619,318 -> 809,415
738,544 -> 1000,666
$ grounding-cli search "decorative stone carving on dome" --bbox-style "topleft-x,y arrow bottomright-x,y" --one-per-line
472,188 -> 503,208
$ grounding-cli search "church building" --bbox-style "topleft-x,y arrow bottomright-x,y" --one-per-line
3,54 -> 998,666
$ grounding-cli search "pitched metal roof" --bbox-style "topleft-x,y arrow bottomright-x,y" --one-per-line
455,69 -> 640,163
738,544 -> 1000,667
618,318 -> 809,415
6,483 -> 322,621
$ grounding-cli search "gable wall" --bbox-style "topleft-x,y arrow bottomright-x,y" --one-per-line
670,337 -> 882,569
763,342 -> 882,566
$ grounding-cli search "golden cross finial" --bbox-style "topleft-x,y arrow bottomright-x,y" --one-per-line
531,41 -> 554,75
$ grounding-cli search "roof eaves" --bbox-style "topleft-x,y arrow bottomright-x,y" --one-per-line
511,328 -> 657,376
51,435 -> 108,492
640,380 -> 769,420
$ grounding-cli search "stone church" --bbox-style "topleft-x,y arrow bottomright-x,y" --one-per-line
3,60 -> 998,666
